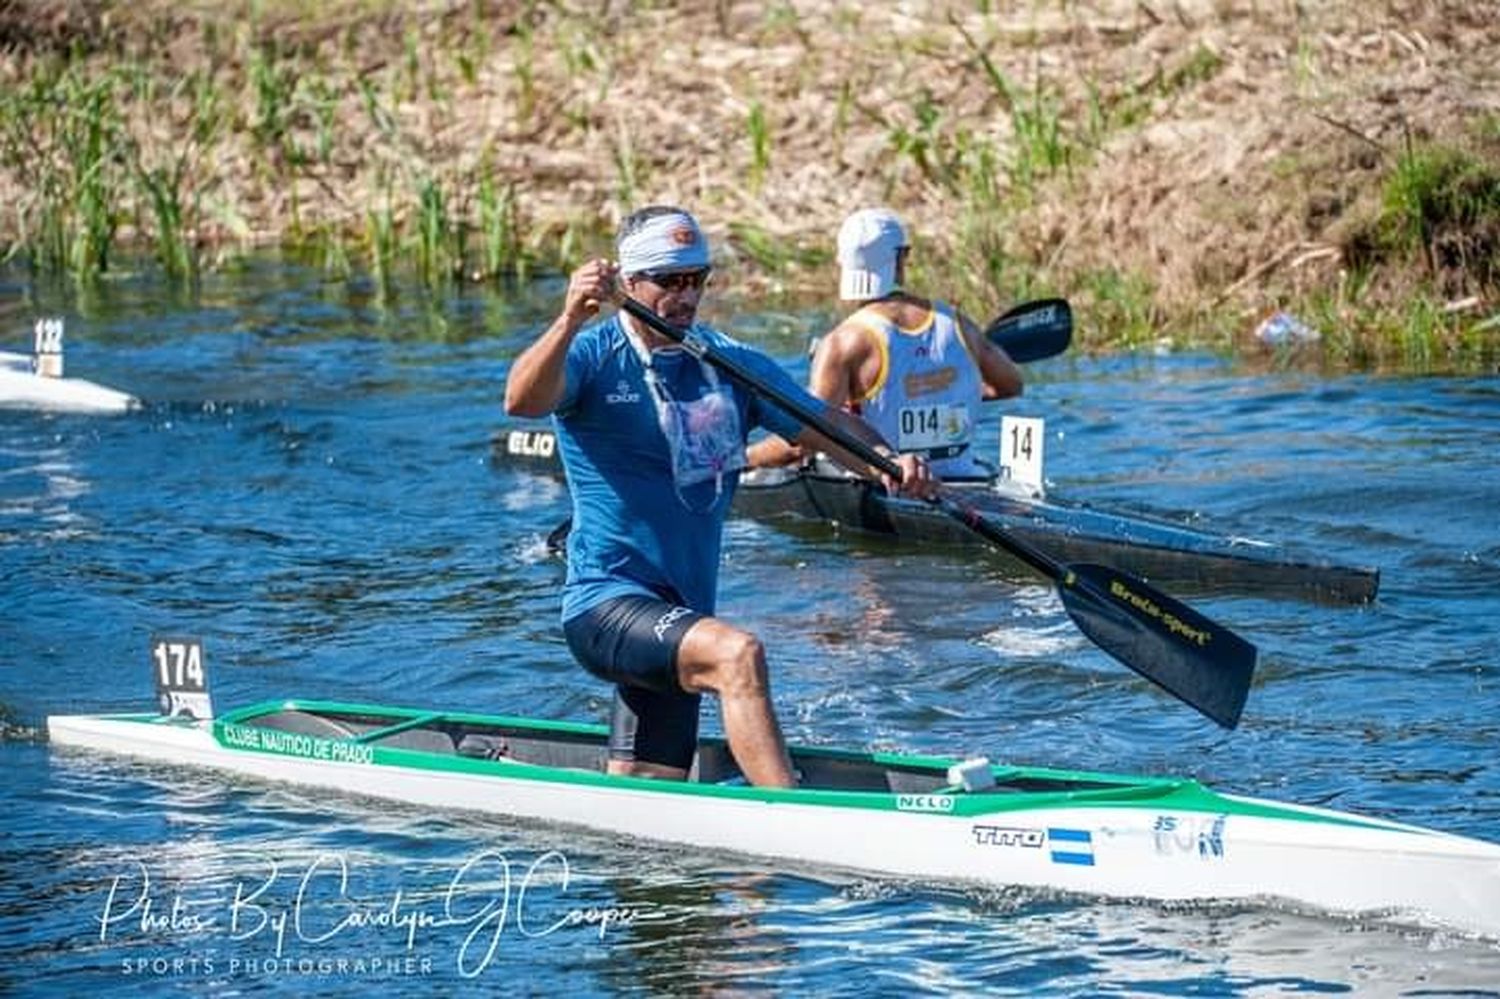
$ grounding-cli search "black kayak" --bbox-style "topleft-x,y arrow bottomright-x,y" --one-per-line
495,427 -> 1379,605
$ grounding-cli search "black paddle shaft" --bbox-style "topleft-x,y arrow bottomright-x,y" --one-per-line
618,296 -> 1061,572
615,294 -> 1257,729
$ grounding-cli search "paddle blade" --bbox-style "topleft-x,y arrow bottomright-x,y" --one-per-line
1058,563 -> 1256,728
986,298 -> 1072,363
546,517 -> 572,552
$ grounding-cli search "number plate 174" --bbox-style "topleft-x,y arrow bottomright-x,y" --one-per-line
150,636 -> 213,720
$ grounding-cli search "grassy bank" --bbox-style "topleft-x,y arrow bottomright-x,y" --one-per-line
1,0 -> 1496,369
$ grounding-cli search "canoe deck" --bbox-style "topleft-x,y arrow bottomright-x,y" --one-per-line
736,465 -> 1380,604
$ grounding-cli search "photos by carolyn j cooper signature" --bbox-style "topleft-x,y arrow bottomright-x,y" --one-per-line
96,850 -> 647,978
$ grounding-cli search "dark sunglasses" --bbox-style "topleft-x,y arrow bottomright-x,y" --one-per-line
638,268 -> 711,292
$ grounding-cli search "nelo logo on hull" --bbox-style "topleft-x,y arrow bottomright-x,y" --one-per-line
896,794 -> 955,813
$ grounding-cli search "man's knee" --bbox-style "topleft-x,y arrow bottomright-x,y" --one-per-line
716,630 -> 771,698
685,628 -> 768,697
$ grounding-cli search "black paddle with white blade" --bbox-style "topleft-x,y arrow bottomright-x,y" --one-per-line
615,293 -> 1257,729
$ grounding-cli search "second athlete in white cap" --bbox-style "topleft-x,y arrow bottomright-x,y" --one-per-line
837,207 -> 909,301
750,206 -> 1024,480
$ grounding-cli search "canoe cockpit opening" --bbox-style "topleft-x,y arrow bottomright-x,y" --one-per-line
236,707 -> 964,793
236,707 -> 1124,796
245,708 -> 610,771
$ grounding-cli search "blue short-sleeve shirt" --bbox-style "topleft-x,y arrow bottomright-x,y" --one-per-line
554,314 -> 818,622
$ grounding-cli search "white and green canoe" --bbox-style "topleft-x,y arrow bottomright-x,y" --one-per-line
47,699 -> 1500,939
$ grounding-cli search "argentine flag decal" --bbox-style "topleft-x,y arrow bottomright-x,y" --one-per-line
1048,827 -> 1095,866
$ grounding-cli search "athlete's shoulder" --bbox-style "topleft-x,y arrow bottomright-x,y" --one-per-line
849,294 -> 935,332
689,321 -> 739,347
569,314 -> 630,364
834,305 -> 892,337
693,323 -> 771,366
817,309 -> 887,365
576,313 -> 625,345
933,298 -> 975,323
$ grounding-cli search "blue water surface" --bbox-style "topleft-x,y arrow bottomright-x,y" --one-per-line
2,263 -> 1498,996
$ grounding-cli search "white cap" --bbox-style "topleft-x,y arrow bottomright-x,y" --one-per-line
837,208 -> 907,301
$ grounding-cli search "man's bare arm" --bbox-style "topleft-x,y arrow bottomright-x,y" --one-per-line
745,323 -> 867,468
957,310 -> 1024,402
790,408 -> 937,499
505,259 -> 616,417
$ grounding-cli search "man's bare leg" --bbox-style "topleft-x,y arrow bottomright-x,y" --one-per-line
675,617 -> 795,788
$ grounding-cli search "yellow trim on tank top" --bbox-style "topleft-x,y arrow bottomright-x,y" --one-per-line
848,303 -> 935,403
895,305 -> 935,337
846,310 -> 892,404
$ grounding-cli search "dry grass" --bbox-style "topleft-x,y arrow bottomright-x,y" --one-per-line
2,0 -> 1497,363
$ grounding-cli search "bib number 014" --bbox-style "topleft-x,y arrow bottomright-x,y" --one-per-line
151,636 -> 213,720
896,403 -> 971,457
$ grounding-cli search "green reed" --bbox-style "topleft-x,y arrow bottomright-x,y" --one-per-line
513,19 -> 537,125
367,186 -> 398,302
70,80 -> 119,276
304,76 -> 339,165
747,101 -> 771,193
1079,267 -> 1158,350
250,44 -> 298,161
133,156 -> 195,280
455,1 -> 492,87
477,169 -> 525,280
0,63 -> 124,277
884,89 -> 943,190
415,176 -> 456,289
1381,139 -> 1500,286
1289,273 -> 1500,373
1007,79 -> 1070,195
947,133 -> 1018,306
947,15 -> 1073,200
358,77 -> 398,138
611,121 -> 643,210
402,27 -> 422,104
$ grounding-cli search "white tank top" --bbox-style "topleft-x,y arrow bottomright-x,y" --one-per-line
848,301 -> 989,480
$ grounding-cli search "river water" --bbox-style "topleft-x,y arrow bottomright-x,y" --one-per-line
2,262 -> 1498,995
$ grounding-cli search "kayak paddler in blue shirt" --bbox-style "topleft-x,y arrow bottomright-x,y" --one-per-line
504,205 -> 938,788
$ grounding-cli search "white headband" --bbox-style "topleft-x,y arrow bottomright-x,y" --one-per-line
618,212 -> 711,275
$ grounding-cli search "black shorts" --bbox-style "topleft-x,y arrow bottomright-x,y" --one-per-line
564,594 -> 706,771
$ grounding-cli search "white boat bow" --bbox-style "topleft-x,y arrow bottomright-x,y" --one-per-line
0,320 -> 140,415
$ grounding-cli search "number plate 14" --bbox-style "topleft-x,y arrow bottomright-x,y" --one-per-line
1000,415 -> 1046,495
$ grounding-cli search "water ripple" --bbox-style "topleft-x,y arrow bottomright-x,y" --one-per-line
4,265 -> 1500,993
